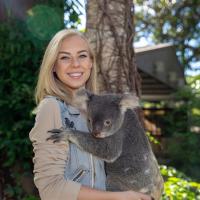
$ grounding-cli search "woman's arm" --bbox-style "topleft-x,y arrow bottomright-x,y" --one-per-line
78,186 -> 152,200
29,98 -> 81,200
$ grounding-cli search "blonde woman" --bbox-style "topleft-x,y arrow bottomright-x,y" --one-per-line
29,29 -> 151,200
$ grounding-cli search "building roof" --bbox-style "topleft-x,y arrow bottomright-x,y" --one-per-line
135,43 -> 185,101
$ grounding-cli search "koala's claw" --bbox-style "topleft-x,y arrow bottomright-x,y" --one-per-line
47,133 -> 62,143
47,128 -> 66,143
48,128 -> 63,134
47,127 -> 73,143
47,135 -> 59,143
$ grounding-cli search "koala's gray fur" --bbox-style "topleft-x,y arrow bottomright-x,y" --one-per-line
48,89 -> 164,199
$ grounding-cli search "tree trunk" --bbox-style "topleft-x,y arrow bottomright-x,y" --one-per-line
85,0 -> 141,95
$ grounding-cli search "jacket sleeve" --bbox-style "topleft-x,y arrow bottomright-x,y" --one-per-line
29,98 -> 81,200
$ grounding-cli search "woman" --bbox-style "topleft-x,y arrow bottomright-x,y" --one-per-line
29,29 -> 151,200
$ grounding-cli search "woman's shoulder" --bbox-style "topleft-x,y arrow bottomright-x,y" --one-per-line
36,96 -> 61,115
30,96 -> 63,142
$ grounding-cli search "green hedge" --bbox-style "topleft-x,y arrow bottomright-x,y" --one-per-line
0,17 -> 48,199
161,165 -> 200,199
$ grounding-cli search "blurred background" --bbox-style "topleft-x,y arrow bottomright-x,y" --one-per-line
0,0 -> 199,199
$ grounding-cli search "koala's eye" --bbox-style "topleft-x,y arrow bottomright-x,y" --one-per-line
88,118 -> 91,123
104,119 -> 111,127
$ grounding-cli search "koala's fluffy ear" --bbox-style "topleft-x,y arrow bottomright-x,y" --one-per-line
119,93 -> 139,114
73,87 -> 94,113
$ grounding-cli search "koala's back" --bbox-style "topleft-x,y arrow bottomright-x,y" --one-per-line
105,109 -> 164,199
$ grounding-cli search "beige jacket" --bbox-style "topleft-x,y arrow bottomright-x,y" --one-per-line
29,98 -> 81,200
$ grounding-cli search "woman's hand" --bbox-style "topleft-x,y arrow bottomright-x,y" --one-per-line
77,186 -> 152,200
116,190 -> 152,200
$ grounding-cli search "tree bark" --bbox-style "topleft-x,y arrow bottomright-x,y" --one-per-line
85,0 -> 141,95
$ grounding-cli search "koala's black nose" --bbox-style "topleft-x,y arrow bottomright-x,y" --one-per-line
92,131 -> 101,137
92,124 -> 102,137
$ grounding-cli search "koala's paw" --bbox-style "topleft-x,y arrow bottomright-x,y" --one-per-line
47,128 -> 70,143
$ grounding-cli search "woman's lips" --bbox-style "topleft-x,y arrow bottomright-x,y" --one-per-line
67,72 -> 83,79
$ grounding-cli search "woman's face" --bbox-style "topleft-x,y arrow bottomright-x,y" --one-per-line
54,35 -> 92,92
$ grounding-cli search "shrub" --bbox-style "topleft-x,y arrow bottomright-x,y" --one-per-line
161,165 -> 200,199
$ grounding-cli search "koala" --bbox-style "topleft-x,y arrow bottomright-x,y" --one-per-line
48,89 -> 164,200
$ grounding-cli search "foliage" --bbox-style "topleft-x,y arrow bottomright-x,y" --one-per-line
161,165 -> 200,199
26,4 -> 63,40
64,0 -> 83,28
0,17 -> 49,199
157,77 -> 200,180
22,196 -> 40,200
165,132 -> 200,180
161,83 -> 200,136
146,131 -> 160,144
143,75 -> 200,181
134,0 -> 200,71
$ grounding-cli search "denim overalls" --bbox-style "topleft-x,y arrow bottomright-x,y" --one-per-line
51,96 -> 106,190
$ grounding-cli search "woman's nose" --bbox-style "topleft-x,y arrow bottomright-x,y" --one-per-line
71,57 -> 80,67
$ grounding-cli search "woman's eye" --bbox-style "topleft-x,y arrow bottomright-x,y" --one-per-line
79,54 -> 87,58
60,56 -> 70,60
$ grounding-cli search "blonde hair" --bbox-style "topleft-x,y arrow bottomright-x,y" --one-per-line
35,29 -> 97,104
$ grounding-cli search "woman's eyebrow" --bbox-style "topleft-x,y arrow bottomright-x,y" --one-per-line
78,50 -> 88,54
58,51 -> 70,55
58,50 -> 88,55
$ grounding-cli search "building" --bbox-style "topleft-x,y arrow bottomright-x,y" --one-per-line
136,43 -> 185,101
